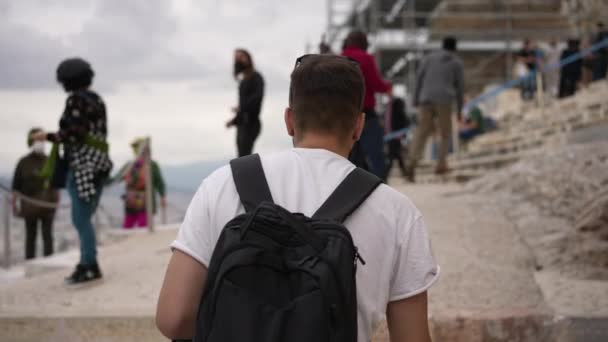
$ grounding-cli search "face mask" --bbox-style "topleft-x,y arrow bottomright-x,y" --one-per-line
31,141 -> 45,154
234,61 -> 249,74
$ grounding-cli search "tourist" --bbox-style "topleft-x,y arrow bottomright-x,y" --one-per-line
226,49 -> 265,157
544,39 -> 561,97
592,22 -> 608,81
559,39 -> 582,98
405,36 -> 464,182
111,138 -> 166,229
11,128 -> 59,259
342,30 -> 393,179
517,39 -> 538,100
157,55 -> 439,342
384,97 -> 410,179
32,58 -> 112,285
459,94 -> 486,145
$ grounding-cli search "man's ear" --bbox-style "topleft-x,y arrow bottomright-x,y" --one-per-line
285,107 -> 295,137
354,112 -> 365,141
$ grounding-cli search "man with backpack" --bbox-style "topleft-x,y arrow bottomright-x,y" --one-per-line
157,54 -> 439,342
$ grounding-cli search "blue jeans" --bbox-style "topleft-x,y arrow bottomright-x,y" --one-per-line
67,172 -> 103,265
359,111 -> 386,179
521,73 -> 536,100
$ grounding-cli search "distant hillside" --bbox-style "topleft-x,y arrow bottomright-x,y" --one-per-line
161,159 -> 228,192
0,160 -> 226,194
0,176 -> 10,189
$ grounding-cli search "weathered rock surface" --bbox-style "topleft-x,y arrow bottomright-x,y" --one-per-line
467,142 -> 608,281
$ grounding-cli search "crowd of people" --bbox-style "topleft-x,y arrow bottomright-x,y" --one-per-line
9,22 -> 608,341
10,58 -> 170,285
8,32 -> 461,286
515,22 -> 608,100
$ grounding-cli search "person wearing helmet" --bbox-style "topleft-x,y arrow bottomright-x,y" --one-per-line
32,57 -> 113,286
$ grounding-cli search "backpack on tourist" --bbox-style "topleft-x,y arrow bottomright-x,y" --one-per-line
193,154 -> 381,342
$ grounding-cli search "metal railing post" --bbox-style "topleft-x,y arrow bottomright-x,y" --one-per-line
144,137 -> 155,233
161,205 -> 167,226
3,193 -> 11,269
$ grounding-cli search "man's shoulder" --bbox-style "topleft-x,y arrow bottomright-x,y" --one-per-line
204,163 -> 233,186
365,183 -> 422,220
18,153 -> 44,165
253,71 -> 264,82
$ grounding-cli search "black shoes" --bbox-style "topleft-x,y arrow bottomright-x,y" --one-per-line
403,166 -> 416,183
65,263 -> 103,286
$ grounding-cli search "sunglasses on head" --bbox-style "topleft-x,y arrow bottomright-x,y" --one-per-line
294,54 -> 359,69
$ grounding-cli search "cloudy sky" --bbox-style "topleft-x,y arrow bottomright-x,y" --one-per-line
0,0 -> 326,175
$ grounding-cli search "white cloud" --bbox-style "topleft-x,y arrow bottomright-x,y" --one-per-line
0,0 -> 325,175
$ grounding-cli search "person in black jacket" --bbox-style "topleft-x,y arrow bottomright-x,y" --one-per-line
226,49 -> 265,157
384,98 -> 410,179
559,39 -> 582,98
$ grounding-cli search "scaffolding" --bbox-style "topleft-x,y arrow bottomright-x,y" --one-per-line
325,0 -> 592,97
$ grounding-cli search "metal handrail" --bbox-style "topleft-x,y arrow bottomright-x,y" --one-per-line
0,183 -> 67,209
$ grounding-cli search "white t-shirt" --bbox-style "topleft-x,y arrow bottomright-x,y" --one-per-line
172,148 -> 440,342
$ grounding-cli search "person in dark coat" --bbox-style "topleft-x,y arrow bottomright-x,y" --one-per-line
12,128 -> 59,259
559,39 -> 582,98
226,49 -> 265,157
384,98 -> 410,179
592,22 -> 608,81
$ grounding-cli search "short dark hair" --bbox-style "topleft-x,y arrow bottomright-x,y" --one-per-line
289,55 -> 365,139
443,36 -> 457,51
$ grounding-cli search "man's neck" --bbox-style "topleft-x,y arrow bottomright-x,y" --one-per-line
294,134 -> 352,158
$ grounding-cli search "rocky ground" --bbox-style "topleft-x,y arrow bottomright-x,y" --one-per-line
466,141 -> 608,281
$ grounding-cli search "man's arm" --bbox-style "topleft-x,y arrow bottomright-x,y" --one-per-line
156,250 -> 208,340
387,292 -> 432,342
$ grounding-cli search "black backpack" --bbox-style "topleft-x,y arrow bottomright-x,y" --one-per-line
193,154 -> 381,342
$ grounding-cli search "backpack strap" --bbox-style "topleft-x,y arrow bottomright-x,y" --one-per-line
312,168 -> 382,223
230,154 -> 274,212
